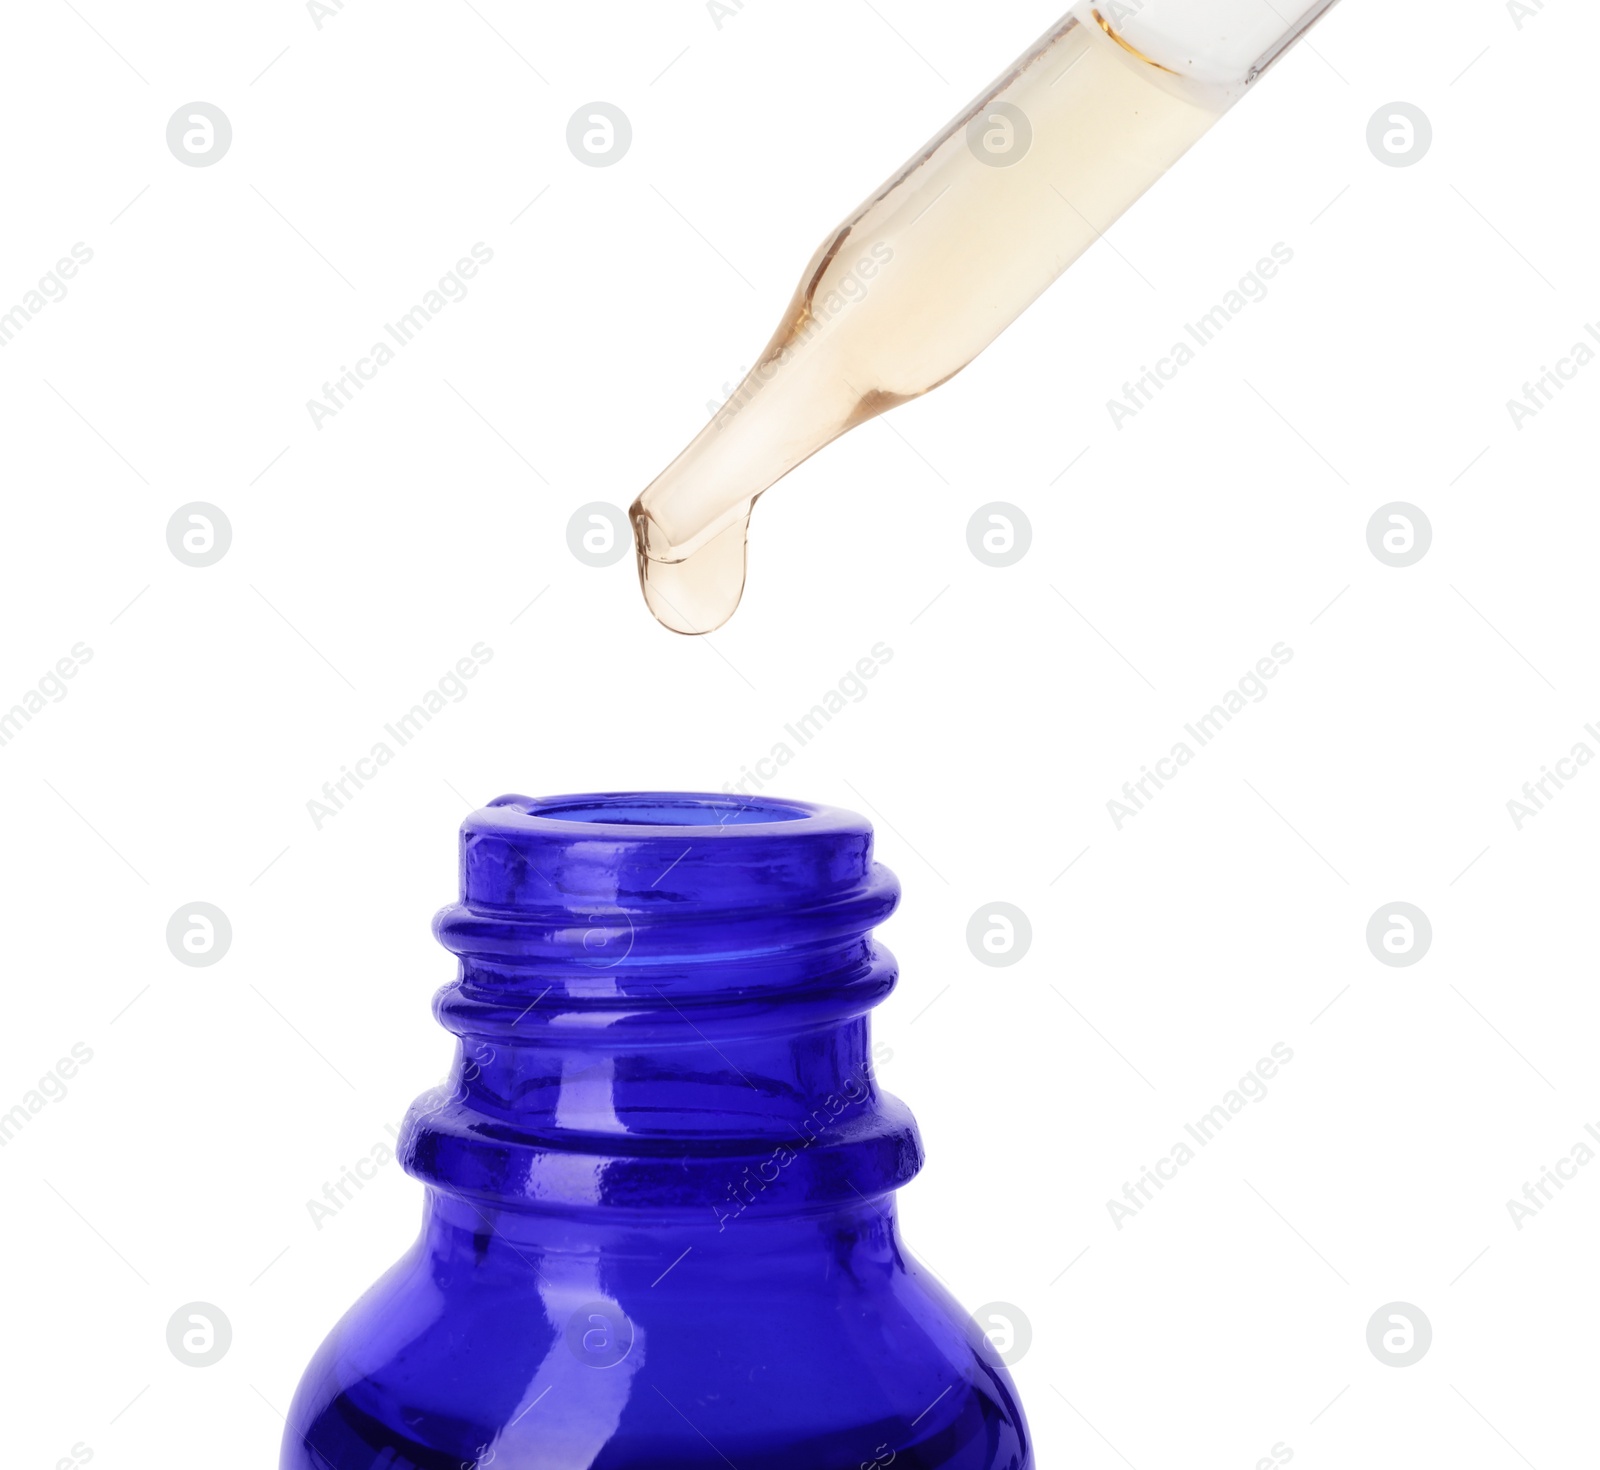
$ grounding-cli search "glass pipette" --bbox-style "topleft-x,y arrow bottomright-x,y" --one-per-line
630,0 -> 1344,634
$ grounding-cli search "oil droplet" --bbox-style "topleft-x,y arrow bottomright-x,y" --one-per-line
636,512 -> 750,636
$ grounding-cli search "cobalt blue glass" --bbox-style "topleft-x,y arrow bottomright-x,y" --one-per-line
283,793 -> 1033,1469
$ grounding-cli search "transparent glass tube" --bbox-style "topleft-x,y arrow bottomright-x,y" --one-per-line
631,0 -> 1342,634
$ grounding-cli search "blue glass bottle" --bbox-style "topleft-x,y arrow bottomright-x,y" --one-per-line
283,793 -> 1033,1469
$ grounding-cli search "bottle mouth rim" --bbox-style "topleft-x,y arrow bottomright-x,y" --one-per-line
485,791 -> 855,838
456,792 -> 892,935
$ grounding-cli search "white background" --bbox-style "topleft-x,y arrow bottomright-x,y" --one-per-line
2,0 -> 1597,1466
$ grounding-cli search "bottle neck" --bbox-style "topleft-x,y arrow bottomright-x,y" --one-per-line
398,795 -> 921,1222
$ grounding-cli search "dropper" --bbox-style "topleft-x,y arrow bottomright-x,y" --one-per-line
631,0 -> 1344,634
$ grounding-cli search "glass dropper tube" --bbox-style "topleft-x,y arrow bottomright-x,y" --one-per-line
631,0 -> 1344,634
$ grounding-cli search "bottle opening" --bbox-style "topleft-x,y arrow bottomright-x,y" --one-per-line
504,792 -> 816,830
